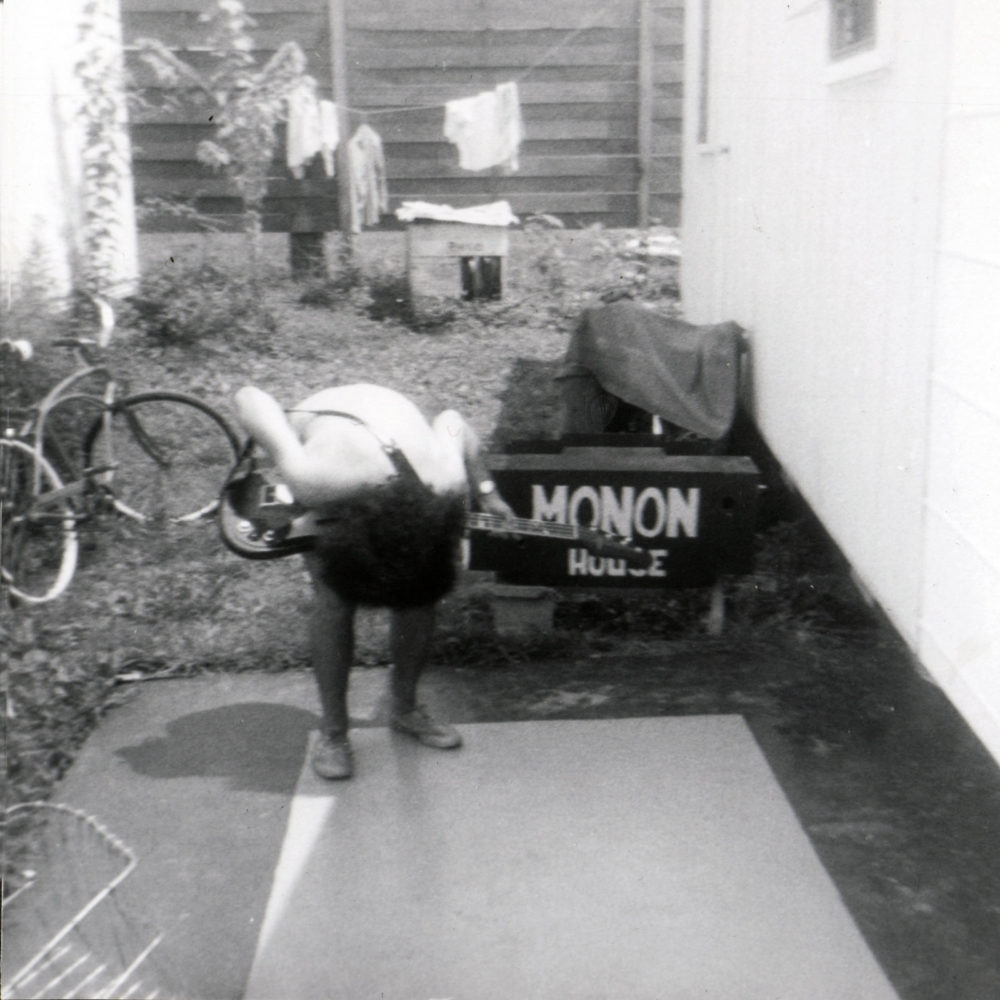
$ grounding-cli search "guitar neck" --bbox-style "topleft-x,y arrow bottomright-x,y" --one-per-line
466,511 -> 652,569
466,512 -> 580,541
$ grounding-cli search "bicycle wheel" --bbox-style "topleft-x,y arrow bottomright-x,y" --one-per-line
84,392 -> 241,524
0,438 -> 79,604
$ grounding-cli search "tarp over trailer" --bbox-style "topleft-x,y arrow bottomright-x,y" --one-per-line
556,301 -> 745,442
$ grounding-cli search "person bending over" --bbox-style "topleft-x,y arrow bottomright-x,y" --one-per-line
233,384 -> 515,780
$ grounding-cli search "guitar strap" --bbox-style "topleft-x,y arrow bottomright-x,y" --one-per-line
220,409 -> 432,560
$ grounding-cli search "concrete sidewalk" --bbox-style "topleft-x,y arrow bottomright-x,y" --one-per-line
10,674 -> 334,999
247,717 -> 897,1000
4,671 -> 899,1000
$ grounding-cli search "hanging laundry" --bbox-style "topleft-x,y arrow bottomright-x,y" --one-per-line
318,100 -> 340,177
286,84 -> 339,179
286,81 -> 321,179
443,81 -> 523,173
347,123 -> 389,233
396,200 -> 518,227
494,82 -> 521,170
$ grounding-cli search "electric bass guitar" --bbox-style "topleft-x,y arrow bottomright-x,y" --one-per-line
219,474 -> 651,568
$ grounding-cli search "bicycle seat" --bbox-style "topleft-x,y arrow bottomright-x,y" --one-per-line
0,338 -> 34,361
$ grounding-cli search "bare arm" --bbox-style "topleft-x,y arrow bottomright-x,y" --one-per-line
433,409 -> 515,519
233,385 -> 386,504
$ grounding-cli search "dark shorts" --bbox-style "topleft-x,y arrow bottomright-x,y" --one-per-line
312,477 -> 467,609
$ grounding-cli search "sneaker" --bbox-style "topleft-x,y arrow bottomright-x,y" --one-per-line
311,732 -> 354,780
391,705 -> 463,749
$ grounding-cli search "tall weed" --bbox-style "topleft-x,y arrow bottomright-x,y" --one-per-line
123,261 -> 277,350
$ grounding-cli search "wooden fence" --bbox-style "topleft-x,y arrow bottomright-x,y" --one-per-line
123,0 -> 684,231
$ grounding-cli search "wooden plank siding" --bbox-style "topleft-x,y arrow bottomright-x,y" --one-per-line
123,0 -> 683,231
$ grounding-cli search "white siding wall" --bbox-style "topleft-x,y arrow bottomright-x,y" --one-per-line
682,0 -> 1000,763
920,0 -> 1000,759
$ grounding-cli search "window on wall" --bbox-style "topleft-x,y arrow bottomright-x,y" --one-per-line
830,0 -> 877,60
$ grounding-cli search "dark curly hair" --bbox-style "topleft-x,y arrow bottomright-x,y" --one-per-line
312,478 -> 467,608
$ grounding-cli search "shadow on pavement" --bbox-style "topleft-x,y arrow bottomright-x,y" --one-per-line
116,701 -> 319,794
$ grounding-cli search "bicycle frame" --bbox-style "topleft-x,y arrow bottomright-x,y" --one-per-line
3,300 -> 241,602
25,361 -> 119,495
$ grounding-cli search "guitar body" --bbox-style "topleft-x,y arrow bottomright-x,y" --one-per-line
219,466 -> 314,560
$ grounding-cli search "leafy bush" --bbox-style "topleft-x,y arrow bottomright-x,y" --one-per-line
300,267 -> 460,332
369,280 -> 459,332
296,262 -> 367,308
2,618 -> 118,811
132,0 -> 309,275
123,261 -> 277,350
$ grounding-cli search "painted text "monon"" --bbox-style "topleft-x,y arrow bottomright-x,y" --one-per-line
531,484 -> 700,540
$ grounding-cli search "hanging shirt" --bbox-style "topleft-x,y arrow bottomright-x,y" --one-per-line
286,82 -> 322,179
443,81 -> 522,173
318,100 -> 339,177
347,124 -> 389,232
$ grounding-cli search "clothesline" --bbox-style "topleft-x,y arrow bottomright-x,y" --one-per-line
328,0 -> 623,120
285,0 -> 622,229
287,79 -> 521,183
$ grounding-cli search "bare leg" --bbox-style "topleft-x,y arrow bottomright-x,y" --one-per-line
305,553 -> 354,737
389,603 -> 436,714
389,603 -> 462,749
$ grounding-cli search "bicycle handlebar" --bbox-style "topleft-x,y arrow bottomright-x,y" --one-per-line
1,338 -> 35,361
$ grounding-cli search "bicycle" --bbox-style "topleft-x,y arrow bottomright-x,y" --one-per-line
1,300 -> 242,604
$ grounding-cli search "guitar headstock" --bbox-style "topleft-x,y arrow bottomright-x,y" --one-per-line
576,527 -> 652,569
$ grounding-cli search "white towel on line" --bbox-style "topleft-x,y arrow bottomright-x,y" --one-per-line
444,81 -> 522,172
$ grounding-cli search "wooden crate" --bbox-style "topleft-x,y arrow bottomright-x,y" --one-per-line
406,221 -> 509,303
